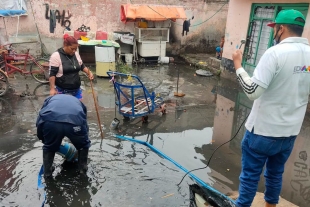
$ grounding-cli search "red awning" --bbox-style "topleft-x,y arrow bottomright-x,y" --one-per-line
121,4 -> 187,23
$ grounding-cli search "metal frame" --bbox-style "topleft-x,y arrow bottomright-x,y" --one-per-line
107,71 -> 164,119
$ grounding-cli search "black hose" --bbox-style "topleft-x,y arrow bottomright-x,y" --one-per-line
177,113 -> 250,186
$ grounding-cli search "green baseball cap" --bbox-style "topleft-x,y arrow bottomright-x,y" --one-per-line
267,9 -> 305,28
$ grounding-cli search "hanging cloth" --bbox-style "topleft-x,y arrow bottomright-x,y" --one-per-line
182,19 -> 190,36
50,10 -> 56,33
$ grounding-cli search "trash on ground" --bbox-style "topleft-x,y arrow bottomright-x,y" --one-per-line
196,69 -> 213,77
161,193 -> 174,198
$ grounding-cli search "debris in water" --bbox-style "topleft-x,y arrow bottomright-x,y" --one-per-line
161,193 -> 174,198
196,69 -> 213,77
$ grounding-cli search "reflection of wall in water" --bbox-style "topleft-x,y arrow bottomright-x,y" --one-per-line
211,84 -> 240,145
230,92 -> 253,152
212,94 -> 235,151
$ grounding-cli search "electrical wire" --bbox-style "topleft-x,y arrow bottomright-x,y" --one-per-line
177,112 -> 250,186
146,1 -> 228,27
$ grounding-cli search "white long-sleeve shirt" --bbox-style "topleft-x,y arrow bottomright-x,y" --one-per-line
236,37 -> 310,137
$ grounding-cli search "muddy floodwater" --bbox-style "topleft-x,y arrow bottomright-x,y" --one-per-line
0,61 -> 310,206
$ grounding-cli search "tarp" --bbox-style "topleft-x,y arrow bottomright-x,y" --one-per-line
0,0 -> 27,17
121,4 -> 187,22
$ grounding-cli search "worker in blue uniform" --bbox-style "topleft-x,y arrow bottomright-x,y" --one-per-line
36,94 -> 91,177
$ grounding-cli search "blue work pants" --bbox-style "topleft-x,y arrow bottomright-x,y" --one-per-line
40,121 -> 90,152
236,130 -> 296,207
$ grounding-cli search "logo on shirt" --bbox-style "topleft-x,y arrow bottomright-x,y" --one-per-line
294,66 -> 310,73
73,126 -> 81,132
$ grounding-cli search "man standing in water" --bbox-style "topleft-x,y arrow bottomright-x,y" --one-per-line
232,9 -> 310,207
36,94 -> 91,177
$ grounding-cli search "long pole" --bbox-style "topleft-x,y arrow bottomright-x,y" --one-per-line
176,65 -> 179,94
90,80 -> 104,140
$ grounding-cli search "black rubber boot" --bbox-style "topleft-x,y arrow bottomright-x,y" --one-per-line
78,148 -> 89,174
43,151 -> 55,178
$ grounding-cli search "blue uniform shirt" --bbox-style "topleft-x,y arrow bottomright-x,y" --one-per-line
36,94 -> 87,127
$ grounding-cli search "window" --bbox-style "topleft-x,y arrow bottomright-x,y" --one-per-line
242,4 -> 309,76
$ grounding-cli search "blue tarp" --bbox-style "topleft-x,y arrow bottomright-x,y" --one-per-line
0,10 -> 26,17
0,0 -> 27,17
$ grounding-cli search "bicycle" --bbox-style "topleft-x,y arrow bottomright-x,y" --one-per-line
0,69 -> 9,96
1,44 -> 49,84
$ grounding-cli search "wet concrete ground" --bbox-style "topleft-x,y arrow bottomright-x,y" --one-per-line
0,60 -> 309,206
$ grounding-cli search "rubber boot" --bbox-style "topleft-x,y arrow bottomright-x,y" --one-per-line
78,148 -> 89,174
43,151 -> 55,178
265,202 -> 276,207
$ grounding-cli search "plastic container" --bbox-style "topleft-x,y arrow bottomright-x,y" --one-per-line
56,142 -> 78,162
95,46 -> 115,62
110,118 -> 120,129
96,31 -> 108,40
96,62 -> 116,77
138,21 -> 148,28
125,53 -> 133,64
74,30 -> 87,40
158,56 -> 169,64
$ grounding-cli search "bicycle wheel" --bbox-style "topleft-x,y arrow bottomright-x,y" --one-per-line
33,83 -> 50,100
0,70 -> 8,97
30,58 -> 49,84
0,55 -> 5,71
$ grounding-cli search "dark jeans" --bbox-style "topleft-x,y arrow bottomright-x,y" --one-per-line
235,130 -> 296,207
41,121 -> 91,152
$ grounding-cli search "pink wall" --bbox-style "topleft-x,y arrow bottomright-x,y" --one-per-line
223,0 -> 310,60
0,0 -> 228,56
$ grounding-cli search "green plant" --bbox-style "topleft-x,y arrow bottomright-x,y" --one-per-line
117,61 -> 134,74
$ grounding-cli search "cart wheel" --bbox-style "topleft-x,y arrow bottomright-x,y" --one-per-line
123,116 -> 130,121
142,116 -> 148,123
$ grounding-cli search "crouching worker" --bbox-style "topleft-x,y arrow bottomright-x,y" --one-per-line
36,94 -> 91,178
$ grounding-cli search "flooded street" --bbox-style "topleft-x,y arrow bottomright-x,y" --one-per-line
0,60 -> 310,206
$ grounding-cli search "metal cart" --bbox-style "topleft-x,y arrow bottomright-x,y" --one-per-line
107,71 -> 166,122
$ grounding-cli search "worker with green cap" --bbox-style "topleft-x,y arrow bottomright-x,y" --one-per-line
232,9 -> 310,207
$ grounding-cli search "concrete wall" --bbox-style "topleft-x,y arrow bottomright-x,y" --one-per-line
170,1 -> 229,55
0,0 -> 228,57
221,0 -> 310,76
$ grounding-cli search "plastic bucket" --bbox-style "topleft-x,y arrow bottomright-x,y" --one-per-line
56,142 -> 78,162
125,53 -> 133,64
158,56 -> 169,64
110,118 -> 120,129
96,31 -> 108,40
